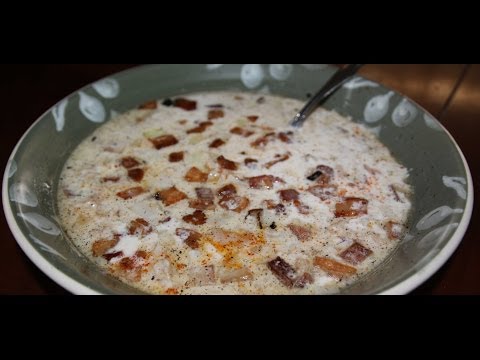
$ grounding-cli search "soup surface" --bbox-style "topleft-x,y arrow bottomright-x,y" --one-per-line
58,92 -> 411,294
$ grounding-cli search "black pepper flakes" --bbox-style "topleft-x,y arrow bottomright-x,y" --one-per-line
270,222 -> 277,230
162,98 -> 174,107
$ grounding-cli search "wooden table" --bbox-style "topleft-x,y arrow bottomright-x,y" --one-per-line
1,64 -> 478,295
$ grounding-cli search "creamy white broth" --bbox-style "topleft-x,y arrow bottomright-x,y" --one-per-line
58,92 -> 411,294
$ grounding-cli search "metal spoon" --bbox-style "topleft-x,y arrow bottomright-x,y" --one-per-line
290,64 -> 364,128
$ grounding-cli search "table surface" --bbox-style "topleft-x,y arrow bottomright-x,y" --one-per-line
1,64 -> 478,295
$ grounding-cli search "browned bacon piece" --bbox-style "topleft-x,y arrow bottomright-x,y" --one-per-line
189,187 -> 215,210
288,224 -> 312,242
112,251 -> 149,275
155,186 -> 187,206
248,175 -> 274,189
264,200 -> 277,209
386,221 -> 403,240
250,132 -> 275,148
121,156 -> 140,169
117,186 -> 145,200
335,197 -> 368,217
264,200 -> 286,214
209,139 -> 226,148
138,100 -> 157,110
278,131 -> 293,143
135,250 -> 148,259
247,175 -> 283,189
217,156 -> 238,170
92,239 -> 119,257
278,189 -> 300,202
267,256 -> 297,288
185,167 -> 209,182
169,151 -> 184,162
339,242 -> 373,265
118,257 -> 137,271
219,195 -> 250,213
294,200 -> 310,215
128,218 -> 152,236
165,288 -> 179,295
103,251 -> 123,261
230,127 -> 254,137
244,158 -> 258,168
208,109 -> 225,120
159,217 -> 171,224
186,121 -> 213,134
293,272 -> 314,288
217,184 -> 237,197
307,165 -> 334,185
196,187 -> 214,202
183,210 -> 207,225
176,228 -> 202,249
247,115 -> 259,122
128,168 -> 144,182
265,154 -> 290,169
102,176 -> 120,183
317,165 -> 334,184
188,200 -> 212,211
174,98 -> 197,111
313,257 -> 357,278
149,135 -> 178,150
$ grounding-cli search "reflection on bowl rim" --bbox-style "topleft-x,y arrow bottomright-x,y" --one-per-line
2,65 -> 474,295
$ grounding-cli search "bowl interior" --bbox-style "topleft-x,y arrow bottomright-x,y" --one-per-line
3,64 -> 472,294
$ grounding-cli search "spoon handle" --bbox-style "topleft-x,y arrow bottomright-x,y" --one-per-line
291,64 -> 364,128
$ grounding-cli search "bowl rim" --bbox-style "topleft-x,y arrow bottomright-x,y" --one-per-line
3,121 -> 99,295
2,64 -> 474,295
380,123 -> 473,294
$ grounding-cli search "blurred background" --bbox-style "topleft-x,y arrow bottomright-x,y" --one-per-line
0,64 -> 478,294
